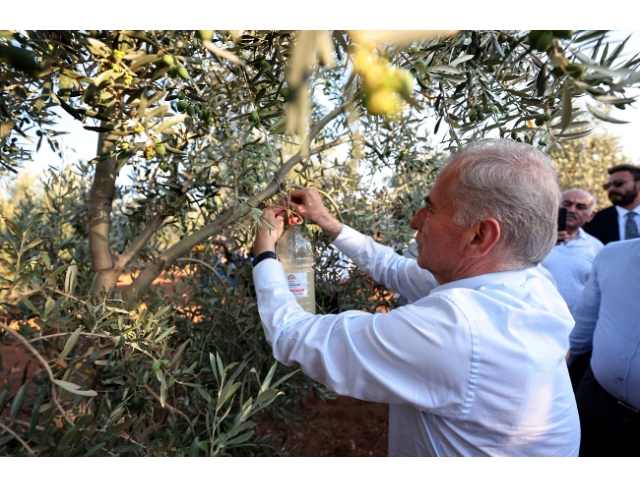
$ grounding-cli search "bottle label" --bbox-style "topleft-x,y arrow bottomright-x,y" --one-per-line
286,272 -> 308,297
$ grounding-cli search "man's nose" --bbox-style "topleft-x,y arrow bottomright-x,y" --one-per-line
409,208 -> 425,230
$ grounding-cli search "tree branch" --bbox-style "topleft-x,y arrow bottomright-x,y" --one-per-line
363,140 -> 392,168
117,213 -> 168,271
121,104 -> 348,308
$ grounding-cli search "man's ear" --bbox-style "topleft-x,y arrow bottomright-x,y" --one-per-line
586,210 -> 596,223
466,217 -> 501,258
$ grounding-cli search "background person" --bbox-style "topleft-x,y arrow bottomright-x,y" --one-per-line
251,139 -> 579,457
582,164 -> 640,244
541,189 -> 603,314
569,238 -> 640,456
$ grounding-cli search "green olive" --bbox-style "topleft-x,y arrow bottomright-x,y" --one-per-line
566,63 -> 585,78
197,30 -> 214,41
536,31 -> 554,53
528,30 -> 543,47
177,66 -> 189,80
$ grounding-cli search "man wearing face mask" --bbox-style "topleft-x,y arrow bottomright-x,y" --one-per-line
541,189 -> 603,314
582,164 -> 640,244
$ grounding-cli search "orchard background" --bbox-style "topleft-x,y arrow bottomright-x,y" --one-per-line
1,29 -> 640,456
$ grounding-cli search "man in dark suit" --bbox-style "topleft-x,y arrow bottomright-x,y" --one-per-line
571,164 -> 640,390
582,164 -> 640,244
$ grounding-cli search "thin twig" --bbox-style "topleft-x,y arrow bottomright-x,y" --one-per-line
0,420 -> 37,456
143,384 -> 195,435
175,256 -> 231,308
50,289 -> 88,305
0,323 -> 74,429
175,257 -> 220,275
363,140 -> 392,168
27,331 -> 118,344
202,40 -> 246,67
9,418 -> 45,432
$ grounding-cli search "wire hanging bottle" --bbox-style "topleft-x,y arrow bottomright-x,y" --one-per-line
276,222 -> 316,314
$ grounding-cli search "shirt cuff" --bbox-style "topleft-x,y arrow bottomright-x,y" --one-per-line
252,256 -> 287,287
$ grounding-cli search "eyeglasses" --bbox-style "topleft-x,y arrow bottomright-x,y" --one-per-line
603,179 -> 632,190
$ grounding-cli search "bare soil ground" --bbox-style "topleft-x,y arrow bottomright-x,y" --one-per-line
259,394 -> 389,457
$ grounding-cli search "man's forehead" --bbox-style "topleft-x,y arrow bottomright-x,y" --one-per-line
608,170 -> 633,180
562,190 -> 592,203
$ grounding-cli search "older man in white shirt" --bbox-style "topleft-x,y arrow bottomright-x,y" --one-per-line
541,189 -> 603,314
251,139 -> 580,456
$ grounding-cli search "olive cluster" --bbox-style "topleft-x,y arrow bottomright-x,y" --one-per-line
354,46 -> 414,117
247,86 -> 289,126
528,30 -> 584,79
159,54 -> 190,80
171,90 -> 218,128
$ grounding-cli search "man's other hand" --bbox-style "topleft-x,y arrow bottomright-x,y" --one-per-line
254,207 -> 287,255
288,188 -> 343,239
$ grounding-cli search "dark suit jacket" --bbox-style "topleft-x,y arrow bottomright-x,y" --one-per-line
582,206 -> 619,245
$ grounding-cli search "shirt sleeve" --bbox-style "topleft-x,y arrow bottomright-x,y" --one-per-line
569,259 -> 601,356
252,258 -> 471,417
331,225 -> 439,304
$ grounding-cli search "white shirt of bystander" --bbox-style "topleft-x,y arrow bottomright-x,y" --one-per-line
541,228 -> 603,313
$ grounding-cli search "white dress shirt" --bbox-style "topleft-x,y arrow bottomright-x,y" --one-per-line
616,204 -> 640,240
253,225 -> 580,456
541,228 -> 603,313
569,239 -> 640,410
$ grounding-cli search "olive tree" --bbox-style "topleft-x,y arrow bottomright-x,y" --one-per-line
2,30 -> 640,305
2,30 -> 640,456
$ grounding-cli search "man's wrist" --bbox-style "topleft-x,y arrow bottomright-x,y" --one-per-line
254,237 -> 276,255
253,251 -> 278,267
317,215 -> 343,240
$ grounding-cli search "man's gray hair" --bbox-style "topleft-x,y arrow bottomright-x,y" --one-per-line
562,188 -> 597,213
440,139 -> 560,267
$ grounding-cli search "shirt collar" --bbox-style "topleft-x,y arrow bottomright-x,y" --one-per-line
616,203 -> 640,217
572,227 -> 588,241
431,268 -> 532,294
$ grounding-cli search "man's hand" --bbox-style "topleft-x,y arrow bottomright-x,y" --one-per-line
556,230 -> 568,245
288,188 -> 343,239
254,207 -> 287,256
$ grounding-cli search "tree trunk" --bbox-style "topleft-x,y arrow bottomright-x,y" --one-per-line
88,131 -> 119,296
